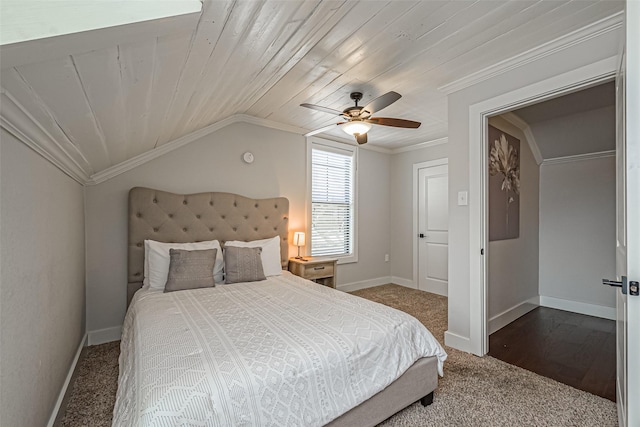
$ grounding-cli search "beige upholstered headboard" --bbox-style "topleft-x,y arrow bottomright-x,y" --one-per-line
128,187 -> 289,304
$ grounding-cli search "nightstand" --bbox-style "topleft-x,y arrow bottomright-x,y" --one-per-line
288,257 -> 337,288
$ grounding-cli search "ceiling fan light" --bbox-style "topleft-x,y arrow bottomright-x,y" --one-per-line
341,121 -> 371,136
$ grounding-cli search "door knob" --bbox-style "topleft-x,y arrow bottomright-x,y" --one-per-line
419,233 -> 425,238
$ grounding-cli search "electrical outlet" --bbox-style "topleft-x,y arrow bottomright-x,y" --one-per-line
385,254 -> 390,262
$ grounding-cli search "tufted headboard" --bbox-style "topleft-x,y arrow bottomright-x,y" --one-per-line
128,187 -> 289,304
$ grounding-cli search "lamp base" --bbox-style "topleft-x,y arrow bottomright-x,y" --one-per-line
294,256 -> 307,261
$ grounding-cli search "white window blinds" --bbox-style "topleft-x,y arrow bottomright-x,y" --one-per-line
311,147 -> 354,257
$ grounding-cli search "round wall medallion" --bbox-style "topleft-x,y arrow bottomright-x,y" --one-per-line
242,152 -> 254,164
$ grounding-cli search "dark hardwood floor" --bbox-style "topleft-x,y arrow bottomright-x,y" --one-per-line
489,306 -> 616,401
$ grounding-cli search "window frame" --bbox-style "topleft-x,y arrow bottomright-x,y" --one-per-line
306,136 -> 358,264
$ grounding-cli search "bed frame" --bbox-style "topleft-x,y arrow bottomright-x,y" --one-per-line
127,187 -> 438,426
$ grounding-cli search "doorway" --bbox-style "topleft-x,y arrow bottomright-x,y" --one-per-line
466,57 -> 618,356
484,81 -> 617,400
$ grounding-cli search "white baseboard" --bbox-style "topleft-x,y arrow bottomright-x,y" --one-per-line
488,296 -> 540,335
444,331 -> 471,353
88,325 -> 122,345
425,281 -> 447,297
337,276 -> 392,292
390,276 -> 448,295
390,276 -> 416,289
539,295 -> 615,320
47,333 -> 87,427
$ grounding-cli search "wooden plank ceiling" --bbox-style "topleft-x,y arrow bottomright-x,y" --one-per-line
0,0 -> 623,179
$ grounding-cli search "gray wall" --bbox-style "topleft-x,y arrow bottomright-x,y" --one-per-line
0,130 -> 86,427
85,122 -> 391,333
389,143 -> 448,282
527,106 -> 616,159
487,117 -> 539,319
340,147 -> 391,285
539,157 -> 616,308
446,28 -> 619,344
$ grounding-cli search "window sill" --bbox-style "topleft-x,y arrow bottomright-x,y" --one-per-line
310,254 -> 358,265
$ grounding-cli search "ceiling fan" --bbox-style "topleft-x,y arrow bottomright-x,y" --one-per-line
301,91 -> 421,145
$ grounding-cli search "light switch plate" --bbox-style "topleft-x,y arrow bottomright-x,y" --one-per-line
457,191 -> 468,206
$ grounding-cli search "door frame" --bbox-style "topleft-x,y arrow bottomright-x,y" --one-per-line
413,158 -> 448,289
467,56 -> 618,356
620,3 -> 640,424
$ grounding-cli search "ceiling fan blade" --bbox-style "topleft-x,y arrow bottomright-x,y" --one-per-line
366,117 -> 421,128
360,91 -> 401,117
300,103 -> 345,116
304,122 -> 344,137
355,133 -> 368,145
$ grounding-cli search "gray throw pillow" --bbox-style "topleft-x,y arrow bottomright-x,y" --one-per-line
164,248 -> 217,293
224,246 -> 266,284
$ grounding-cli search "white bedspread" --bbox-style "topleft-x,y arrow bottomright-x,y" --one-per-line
113,273 -> 447,426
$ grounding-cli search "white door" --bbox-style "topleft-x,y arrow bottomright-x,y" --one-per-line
611,5 -> 639,426
418,164 -> 448,295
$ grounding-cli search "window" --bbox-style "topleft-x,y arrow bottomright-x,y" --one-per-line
308,139 -> 357,262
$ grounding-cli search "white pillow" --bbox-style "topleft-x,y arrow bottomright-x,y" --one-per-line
144,239 -> 223,290
224,236 -> 282,277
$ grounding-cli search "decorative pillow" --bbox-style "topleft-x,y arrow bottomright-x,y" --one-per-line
224,236 -> 282,276
164,249 -> 217,293
144,239 -> 223,290
223,246 -> 266,284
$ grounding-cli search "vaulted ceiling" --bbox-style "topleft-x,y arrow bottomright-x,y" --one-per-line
511,81 -> 616,159
0,0 -> 624,183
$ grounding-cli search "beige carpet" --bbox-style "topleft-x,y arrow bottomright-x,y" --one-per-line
59,284 -> 618,426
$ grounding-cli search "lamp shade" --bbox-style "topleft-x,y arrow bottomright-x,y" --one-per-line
341,121 -> 371,136
293,232 -> 306,247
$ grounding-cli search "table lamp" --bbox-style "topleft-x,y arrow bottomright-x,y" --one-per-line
293,232 -> 306,260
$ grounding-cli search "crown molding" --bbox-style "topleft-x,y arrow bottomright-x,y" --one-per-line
438,11 -> 623,95
0,90 -> 91,184
390,137 -> 448,154
541,150 -> 615,166
500,112 -> 543,165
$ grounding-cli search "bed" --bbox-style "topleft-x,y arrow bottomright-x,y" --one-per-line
113,187 -> 447,426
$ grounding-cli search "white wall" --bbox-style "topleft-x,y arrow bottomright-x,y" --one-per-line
487,117 -> 539,324
539,156 -> 616,311
85,122 -> 391,335
0,130 -> 86,427
389,143 -> 448,282
446,27 -> 620,349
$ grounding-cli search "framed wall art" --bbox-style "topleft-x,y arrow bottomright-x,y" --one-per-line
488,125 -> 520,241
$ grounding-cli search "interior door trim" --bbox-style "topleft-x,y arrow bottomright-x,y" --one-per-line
467,56 -> 617,357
